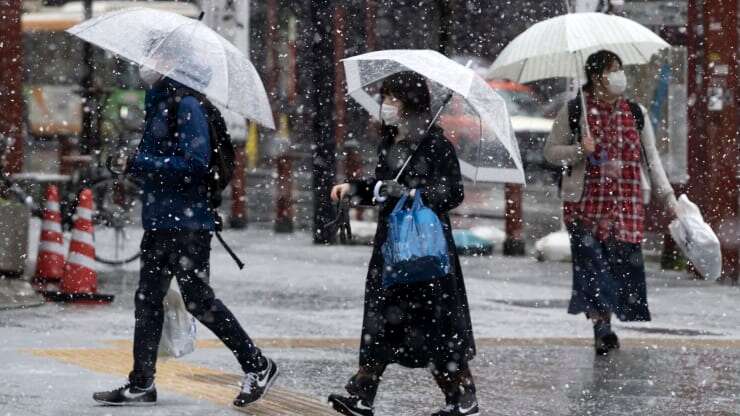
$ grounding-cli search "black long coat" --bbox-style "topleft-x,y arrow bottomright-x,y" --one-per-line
349,126 -> 476,370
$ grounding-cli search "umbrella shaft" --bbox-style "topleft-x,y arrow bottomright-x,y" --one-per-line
393,92 -> 454,182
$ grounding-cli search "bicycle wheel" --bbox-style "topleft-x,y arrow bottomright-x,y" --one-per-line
90,177 -> 143,265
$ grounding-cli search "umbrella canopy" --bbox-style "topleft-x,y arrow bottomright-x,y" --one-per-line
344,49 -> 525,184
67,7 -> 275,129
488,12 -> 670,83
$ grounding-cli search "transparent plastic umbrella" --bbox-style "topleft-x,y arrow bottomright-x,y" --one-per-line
67,7 -> 275,129
343,49 -> 525,184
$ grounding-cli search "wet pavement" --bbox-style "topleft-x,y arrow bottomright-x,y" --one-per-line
3,227 -> 740,415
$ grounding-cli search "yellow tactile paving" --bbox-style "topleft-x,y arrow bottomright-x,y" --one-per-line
105,336 -> 740,351
104,337 -> 359,350
28,348 -> 335,415
29,336 -> 740,415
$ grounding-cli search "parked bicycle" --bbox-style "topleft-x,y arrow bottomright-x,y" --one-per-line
61,135 -> 143,266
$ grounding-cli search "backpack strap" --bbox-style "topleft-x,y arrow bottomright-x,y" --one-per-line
568,96 -> 645,136
567,96 -> 582,144
627,101 -> 652,177
627,100 -> 645,132
166,89 -> 246,271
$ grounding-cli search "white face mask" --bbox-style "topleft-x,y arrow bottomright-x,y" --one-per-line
380,103 -> 401,126
606,70 -> 627,95
139,66 -> 162,86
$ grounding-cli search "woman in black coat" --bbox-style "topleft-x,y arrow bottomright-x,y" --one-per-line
328,72 -> 479,416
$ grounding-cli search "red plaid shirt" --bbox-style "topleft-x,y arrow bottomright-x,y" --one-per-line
563,95 -> 645,244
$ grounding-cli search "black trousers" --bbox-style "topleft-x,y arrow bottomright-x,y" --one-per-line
132,230 -> 263,384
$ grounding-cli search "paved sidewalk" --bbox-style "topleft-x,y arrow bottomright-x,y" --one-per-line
0,278 -> 44,311
3,228 -> 740,415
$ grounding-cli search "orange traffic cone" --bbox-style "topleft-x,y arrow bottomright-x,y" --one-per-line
32,185 -> 66,291
45,189 -> 114,304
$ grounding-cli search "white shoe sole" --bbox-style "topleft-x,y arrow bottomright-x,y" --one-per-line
232,364 -> 280,408
93,399 -> 156,407
329,398 -> 373,416
331,401 -> 366,416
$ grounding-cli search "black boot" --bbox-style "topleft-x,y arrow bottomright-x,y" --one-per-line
594,319 -> 618,355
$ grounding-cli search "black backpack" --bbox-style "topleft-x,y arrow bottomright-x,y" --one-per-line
167,90 -> 244,269
555,95 -> 647,190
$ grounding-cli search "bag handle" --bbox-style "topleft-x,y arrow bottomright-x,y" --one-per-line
392,193 -> 410,213
411,189 -> 424,210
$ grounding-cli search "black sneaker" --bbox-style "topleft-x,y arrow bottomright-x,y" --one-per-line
328,394 -> 374,416
431,402 -> 480,416
433,386 -> 479,416
92,381 -> 157,406
432,404 -> 480,416
233,357 -> 279,407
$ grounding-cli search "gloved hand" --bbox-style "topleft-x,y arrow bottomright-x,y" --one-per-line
379,181 -> 409,198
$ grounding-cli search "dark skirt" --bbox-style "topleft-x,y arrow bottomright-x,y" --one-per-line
566,222 -> 651,322
359,243 -> 475,371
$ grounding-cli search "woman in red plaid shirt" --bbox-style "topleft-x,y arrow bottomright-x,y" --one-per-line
545,50 -> 678,355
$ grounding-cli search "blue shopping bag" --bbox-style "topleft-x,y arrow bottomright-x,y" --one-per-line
381,191 -> 450,288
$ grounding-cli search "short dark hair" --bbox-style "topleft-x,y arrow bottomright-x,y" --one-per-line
584,50 -> 623,92
380,71 -> 432,118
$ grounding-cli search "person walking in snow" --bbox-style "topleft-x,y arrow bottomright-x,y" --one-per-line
328,71 -> 479,416
92,60 -> 278,407
544,50 -> 677,355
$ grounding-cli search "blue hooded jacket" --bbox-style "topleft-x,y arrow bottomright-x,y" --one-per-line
128,78 -> 215,231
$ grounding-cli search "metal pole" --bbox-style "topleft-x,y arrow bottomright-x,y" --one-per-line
231,0 -> 251,228
365,0 -> 377,52
310,0 -> 337,244
334,5 -> 347,149
0,0 -> 24,175
436,0 -> 451,54
80,0 -> 99,155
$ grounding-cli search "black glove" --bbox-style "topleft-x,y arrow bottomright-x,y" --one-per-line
379,181 -> 408,198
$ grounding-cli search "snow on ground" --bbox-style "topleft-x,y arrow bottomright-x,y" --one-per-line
5,223 -> 740,415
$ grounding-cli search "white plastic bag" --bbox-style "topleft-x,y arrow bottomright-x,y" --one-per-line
535,227 -> 571,263
158,284 -> 197,359
669,194 -> 722,280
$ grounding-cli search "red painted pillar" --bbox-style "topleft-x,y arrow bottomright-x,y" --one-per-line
503,183 -> 525,256
0,0 -> 24,175
688,0 -> 739,281
230,145 -> 248,228
275,152 -> 294,233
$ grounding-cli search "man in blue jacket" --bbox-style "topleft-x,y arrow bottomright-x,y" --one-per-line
93,66 -> 278,408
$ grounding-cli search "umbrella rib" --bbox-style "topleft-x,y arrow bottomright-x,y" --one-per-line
66,7 -> 135,33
